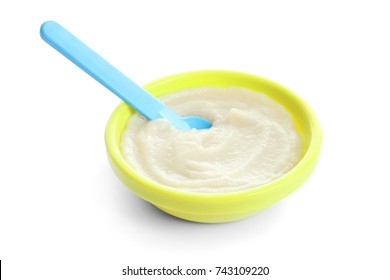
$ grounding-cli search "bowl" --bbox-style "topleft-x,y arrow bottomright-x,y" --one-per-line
105,70 -> 322,223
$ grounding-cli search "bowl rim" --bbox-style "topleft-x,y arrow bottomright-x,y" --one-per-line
105,69 -> 322,202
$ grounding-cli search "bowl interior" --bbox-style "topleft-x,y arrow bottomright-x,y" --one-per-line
105,70 -> 322,200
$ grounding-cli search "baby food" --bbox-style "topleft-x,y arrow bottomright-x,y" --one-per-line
121,87 -> 302,193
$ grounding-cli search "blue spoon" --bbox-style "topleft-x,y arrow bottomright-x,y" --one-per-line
40,21 -> 211,130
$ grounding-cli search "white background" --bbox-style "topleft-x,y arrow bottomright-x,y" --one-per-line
1,0 -> 389,279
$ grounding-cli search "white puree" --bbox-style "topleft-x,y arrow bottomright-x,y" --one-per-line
121,87 -> 302,193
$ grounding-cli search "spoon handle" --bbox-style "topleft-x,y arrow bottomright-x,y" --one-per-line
40,21 -> 187,127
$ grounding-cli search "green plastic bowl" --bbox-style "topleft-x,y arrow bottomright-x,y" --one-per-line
105,70 -> 322,223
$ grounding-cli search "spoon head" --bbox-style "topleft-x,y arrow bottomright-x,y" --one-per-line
159,108 -> 211,130
182,116 -> 212,130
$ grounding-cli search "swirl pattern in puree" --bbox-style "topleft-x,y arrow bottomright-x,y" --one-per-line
121,87 -> 302,193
